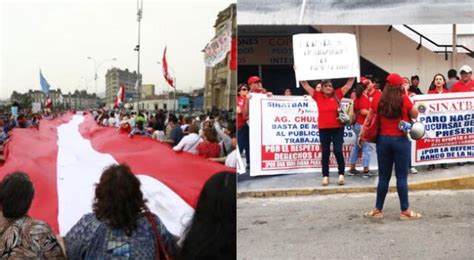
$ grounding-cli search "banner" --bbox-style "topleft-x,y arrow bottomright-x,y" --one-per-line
411,93 -> 474,166
293,33 -> 360,81
249,94 -> 377,176
32,102 -> 41,113
204,21 -> 232,67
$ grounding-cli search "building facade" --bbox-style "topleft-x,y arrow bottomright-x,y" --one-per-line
27,89 -> 100,109
203,3 -> 237,111
105,68 -> 141,106
141,84 -> 155,99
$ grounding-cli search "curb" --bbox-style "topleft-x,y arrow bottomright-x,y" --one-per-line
237,175 -> 474,198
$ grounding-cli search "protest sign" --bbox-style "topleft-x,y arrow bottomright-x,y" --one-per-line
293,33 -> 360,82
411,92 -> 474,165
248,94 -> 377,176
204,21 -> 232,67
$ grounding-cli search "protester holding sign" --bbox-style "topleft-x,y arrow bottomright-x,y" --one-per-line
451,65 -> 474,92
300,77 -> 355,186
364,73 -> 421,220
236,83 -> 250,168
426,73 -> 450,171
427,73 -> 450,94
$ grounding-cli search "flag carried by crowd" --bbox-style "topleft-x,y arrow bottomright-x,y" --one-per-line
0,113 -> 231,236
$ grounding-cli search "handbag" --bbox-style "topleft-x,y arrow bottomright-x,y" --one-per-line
360,108 -> 379,143
334,95 -> 351,126
144,211 -> 171,260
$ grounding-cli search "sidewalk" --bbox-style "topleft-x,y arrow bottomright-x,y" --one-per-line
237,163 -> 474,197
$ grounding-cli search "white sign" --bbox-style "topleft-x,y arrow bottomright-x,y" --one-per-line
204,21 -> 232,67
249,94 -> 377,176
293,33 -> 360,81
411,92 -> 474,166
32,102 -> 41,113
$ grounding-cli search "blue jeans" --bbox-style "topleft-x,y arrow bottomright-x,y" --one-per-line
349,123 -> 372,168
375,135 -> 410,211
237,124 -> 250,165
319,128 -> 345,177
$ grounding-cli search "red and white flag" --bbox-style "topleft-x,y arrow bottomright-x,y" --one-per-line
114,82 -> 125,107
162,46 -> 175,88
0,113 -> 232,236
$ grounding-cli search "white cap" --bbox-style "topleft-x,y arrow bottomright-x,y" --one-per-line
459,65 -> 472,73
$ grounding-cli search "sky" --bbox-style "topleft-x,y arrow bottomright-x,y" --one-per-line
0,0 -> 234,99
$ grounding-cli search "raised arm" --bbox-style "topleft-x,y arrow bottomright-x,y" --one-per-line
340,77 -> 355,95
299,81 -> 315,97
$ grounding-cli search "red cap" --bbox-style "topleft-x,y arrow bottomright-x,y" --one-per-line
386,73 -> 405,87
248,76 -> 261,85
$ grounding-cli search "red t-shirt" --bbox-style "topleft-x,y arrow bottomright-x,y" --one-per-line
354,94 -> 370,125
197,142 -> 221,158
450,80 -> 474,92
427,88 -> 449,94
236,96 -> 247,129
373,94 -> 413,136
367,89 -> 382,104
312,89 -> 344,129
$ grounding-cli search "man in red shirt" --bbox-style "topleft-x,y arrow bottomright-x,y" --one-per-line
451,65 -> 474,92
247,76 -> 268,94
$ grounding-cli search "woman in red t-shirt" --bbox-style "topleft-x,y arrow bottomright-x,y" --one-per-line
427,73 -> 449,171
197,127 -> 221,159
236,83 -> 250,166
427,73 -> 450,94
348,83 -> 372,175
364,73 -> 422,220
300,78 -> 355,186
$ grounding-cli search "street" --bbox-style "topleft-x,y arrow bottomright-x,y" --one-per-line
238,190 -> 474,259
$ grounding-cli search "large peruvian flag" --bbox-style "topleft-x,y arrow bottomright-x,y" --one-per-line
0,113 -> 232,236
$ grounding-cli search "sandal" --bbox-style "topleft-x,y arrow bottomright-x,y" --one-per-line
400,210 -> 422,220
364,209 -> 384,219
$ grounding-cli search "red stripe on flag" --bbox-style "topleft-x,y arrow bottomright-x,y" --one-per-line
78,114 -> 233,208
0,114 -> 73,233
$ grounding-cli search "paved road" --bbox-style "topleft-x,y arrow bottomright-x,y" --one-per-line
238,190 -> 474,260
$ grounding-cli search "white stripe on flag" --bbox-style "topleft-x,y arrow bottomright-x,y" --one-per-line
56,115 -> 193,236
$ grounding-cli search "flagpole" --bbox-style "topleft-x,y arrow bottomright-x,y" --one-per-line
174,77 -> 177,113
135,0 -> 143,111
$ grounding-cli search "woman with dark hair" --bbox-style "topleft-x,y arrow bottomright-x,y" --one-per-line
428,73 -> 449,94
426,73 -> 449,171
0,172 -> 65,258
364,73 -> 422,220
197,128 -> 221,159
300,78 -> 355,186
348,83 -> 372,176
236,83 -> 250,167
64,164 -> 177,259
178,171 -> 236,260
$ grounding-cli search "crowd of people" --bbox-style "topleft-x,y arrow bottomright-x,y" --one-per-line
0,166 -> 235,259
238,64 -> 474,187
93,108 -> 238,168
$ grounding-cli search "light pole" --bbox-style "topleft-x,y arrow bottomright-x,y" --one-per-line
135,0 -> 144,110
86,57 -> 117,94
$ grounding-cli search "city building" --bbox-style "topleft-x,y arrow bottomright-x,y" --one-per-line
141,84 -> 155,99
203,3 -> 237,111
105,67 -> 141,106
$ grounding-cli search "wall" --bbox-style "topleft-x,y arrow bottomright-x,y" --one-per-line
316,25 -> 474,92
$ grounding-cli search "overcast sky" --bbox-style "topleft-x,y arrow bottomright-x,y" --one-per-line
0,0 -> 234,99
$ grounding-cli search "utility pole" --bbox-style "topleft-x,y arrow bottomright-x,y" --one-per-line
135,0 -> 143,111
